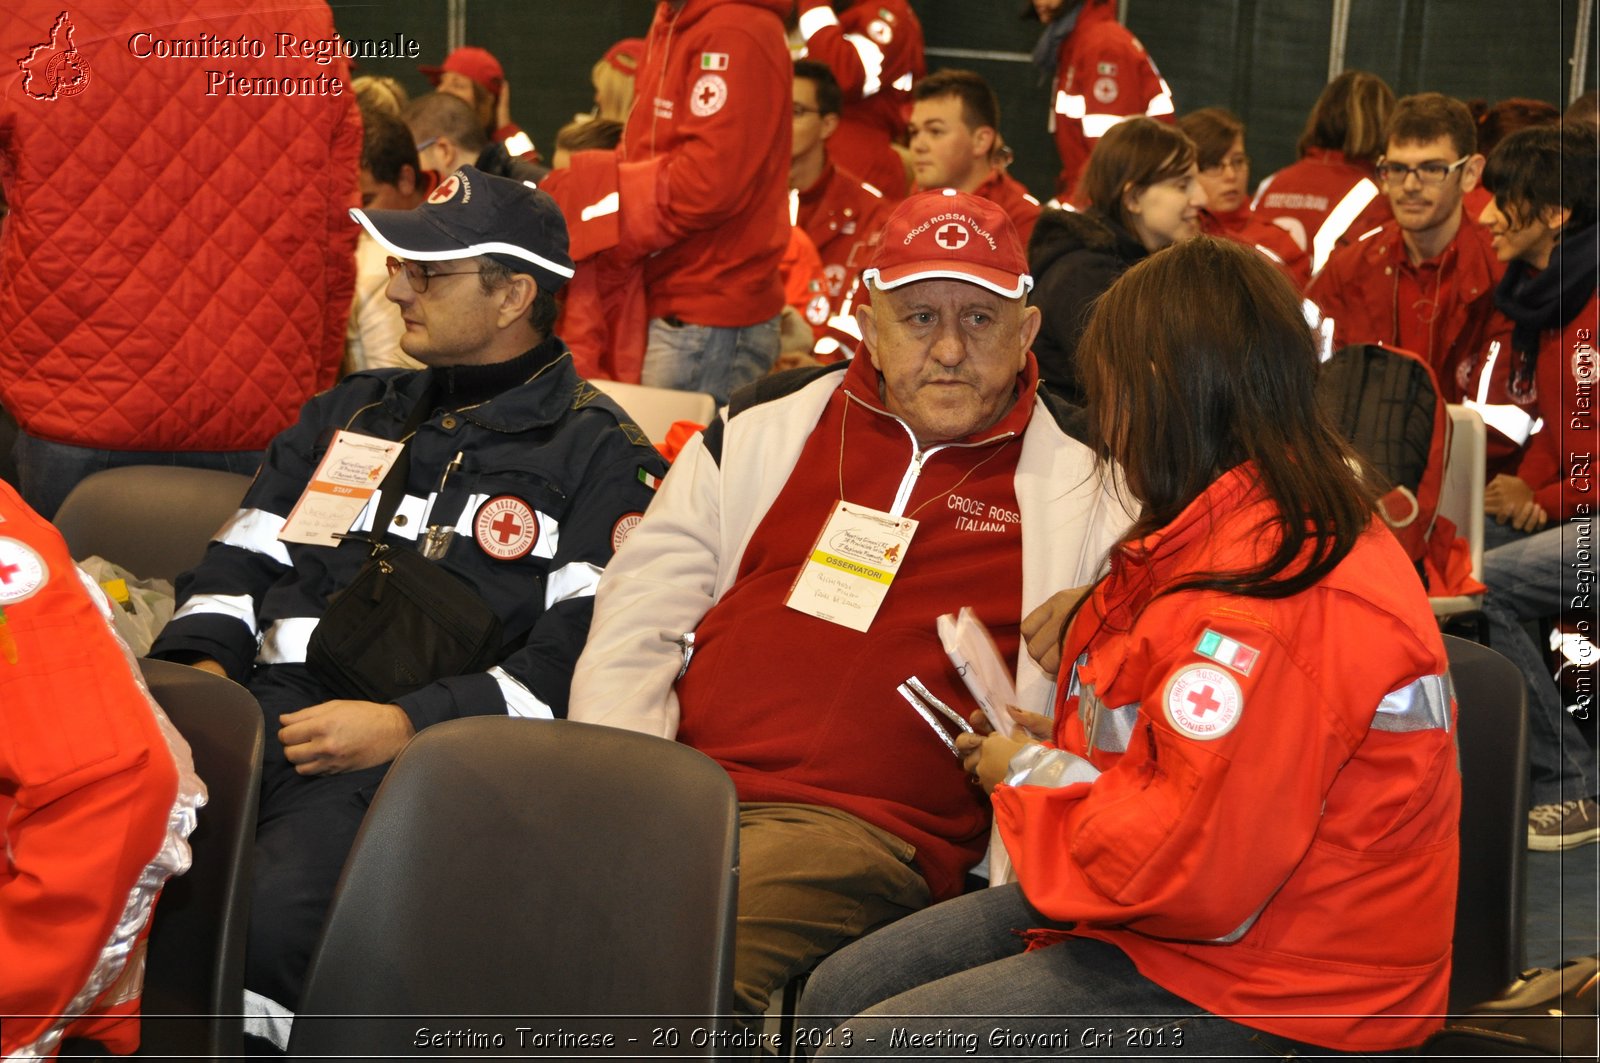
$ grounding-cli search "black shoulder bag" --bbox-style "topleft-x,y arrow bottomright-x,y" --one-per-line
305,387 -> 504,703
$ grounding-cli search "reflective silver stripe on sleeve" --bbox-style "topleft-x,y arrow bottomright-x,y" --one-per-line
1371,673 -> 1452,733
1145,78 -> 1175,117
256,617 -> 319,665
843,33 -> 885,96
545,561 -> 603,609
798,5 -> 839,38
1311,179 -> 1379,274
490,666 -> 555,719
171,593 -> 259,635
215,507 -> 292,566
1080,112 -> 1128,139
1006,743 -> 1101,789
1083,688 -> 1141,754
1210,905 -> 1265,943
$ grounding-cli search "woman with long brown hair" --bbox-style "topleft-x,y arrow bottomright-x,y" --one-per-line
801,237 -> 1460,1056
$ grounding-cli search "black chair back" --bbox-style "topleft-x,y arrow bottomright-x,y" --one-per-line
1443,634 -> 1529,1010
54,466 -> 252,580
288,717 -> 740,1058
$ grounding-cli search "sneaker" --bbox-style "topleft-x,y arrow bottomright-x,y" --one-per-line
1528,799 -> 1600,851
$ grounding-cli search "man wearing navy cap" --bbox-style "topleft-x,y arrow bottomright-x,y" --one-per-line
570,188 -> 1130,1017
150,166 -> 667,1044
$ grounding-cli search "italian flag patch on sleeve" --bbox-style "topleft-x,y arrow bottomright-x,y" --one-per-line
1194,628 -> 1260,677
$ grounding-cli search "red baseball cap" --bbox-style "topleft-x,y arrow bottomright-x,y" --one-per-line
863,188 -> 1033,299
601,38 -> 645,76
420,46 -> 504,96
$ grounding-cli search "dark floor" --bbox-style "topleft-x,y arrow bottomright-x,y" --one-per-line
1525,843 -> 1600,969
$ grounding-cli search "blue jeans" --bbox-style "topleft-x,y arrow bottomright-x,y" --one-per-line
641,315 -> 781,406
12,430 -> 264,521
1482,518 -> 1598,805
800,884 -> 1408,1057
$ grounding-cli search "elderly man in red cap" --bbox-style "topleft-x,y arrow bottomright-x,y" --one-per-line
420,45 -> 541,164
570,188 -> 1130,1018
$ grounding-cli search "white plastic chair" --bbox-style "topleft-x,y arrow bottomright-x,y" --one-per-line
590,379 -> 717,443
1431,405 -> 1487,625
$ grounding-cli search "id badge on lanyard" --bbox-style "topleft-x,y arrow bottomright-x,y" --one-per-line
783,500 -> 918,632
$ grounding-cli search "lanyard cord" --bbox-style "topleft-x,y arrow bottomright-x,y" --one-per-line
836,400 -> 1018,520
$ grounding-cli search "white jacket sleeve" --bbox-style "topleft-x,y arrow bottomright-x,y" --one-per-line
567,428 -> 726,738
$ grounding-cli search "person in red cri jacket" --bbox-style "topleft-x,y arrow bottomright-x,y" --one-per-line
909,69 -> 1042,244
1253,70 -> 1395,276
1179,108 -> 1309,287
1026,0 -> 1176,201
791,62 -> 893,332
801,238 -> 1460,1057
541,0 -> 791,405
1471,123 -> 1600,851
1309,94 -> 1509,402
796,0 -> 924,200
0,481 -> 204,1061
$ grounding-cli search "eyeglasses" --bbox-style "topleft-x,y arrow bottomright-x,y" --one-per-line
1202,153 -> 1249,175
385,257 -> 485,294
414,137 -> 439,153
1376,156 -> 1471,186
791,103 -> 822,118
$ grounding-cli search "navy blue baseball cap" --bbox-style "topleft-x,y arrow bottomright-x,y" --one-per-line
351,165 -> 575,293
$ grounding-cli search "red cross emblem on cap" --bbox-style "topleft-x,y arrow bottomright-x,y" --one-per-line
428,175 -> 461,204
936,223 -> 970,250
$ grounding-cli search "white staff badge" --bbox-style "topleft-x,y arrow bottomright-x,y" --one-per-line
279,431 -> 405,547
1163,664 -> 1243,741
785,501 -> 917,632
0,538 -> 48,605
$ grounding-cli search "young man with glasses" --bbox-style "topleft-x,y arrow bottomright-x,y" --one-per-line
1308,93 -> 1508,403
148,166 -> 666,1048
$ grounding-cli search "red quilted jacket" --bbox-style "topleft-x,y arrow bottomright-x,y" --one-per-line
0,1 -> 360,451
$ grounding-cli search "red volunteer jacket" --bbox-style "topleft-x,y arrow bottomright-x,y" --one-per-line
0,481 -> 196,1059
0,1 -> 360,451
1200,206 -> 1311,289
1308,218 -> 1506,393
996,467 -> 1459,1052
1252,148 -> 1392,277
971,169 -> 1043,247
798,0 -> 923,200
543,0 -> 791,330
796,159 -> 892,305
1049,0 -> 1175,199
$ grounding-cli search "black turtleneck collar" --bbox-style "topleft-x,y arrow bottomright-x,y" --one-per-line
429,335 -> 565,409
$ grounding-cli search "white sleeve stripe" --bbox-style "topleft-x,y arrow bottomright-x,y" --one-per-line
215,508 -> 292,566
172,593 -> 259,635
490,666 -> 555,719
545,561 -> 603,609
1145,89 -> 1175,117
256,617 -> 319,665
843,33 -> 885,97
502,131 -> 534,157
798,6 -> 840,38
1080,112 -> 1129,139
1312,179 -> 1380,273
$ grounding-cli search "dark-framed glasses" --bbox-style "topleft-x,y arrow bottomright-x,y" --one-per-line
385,257 -> 484,294
1376,156 -> 1471,186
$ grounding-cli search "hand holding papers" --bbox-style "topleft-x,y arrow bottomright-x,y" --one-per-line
937,607 -> 1019,740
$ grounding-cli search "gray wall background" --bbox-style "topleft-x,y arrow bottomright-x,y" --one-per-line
332,1 -> 1597,200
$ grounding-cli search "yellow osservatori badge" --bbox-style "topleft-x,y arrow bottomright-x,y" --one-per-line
784,501 -> 918,632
